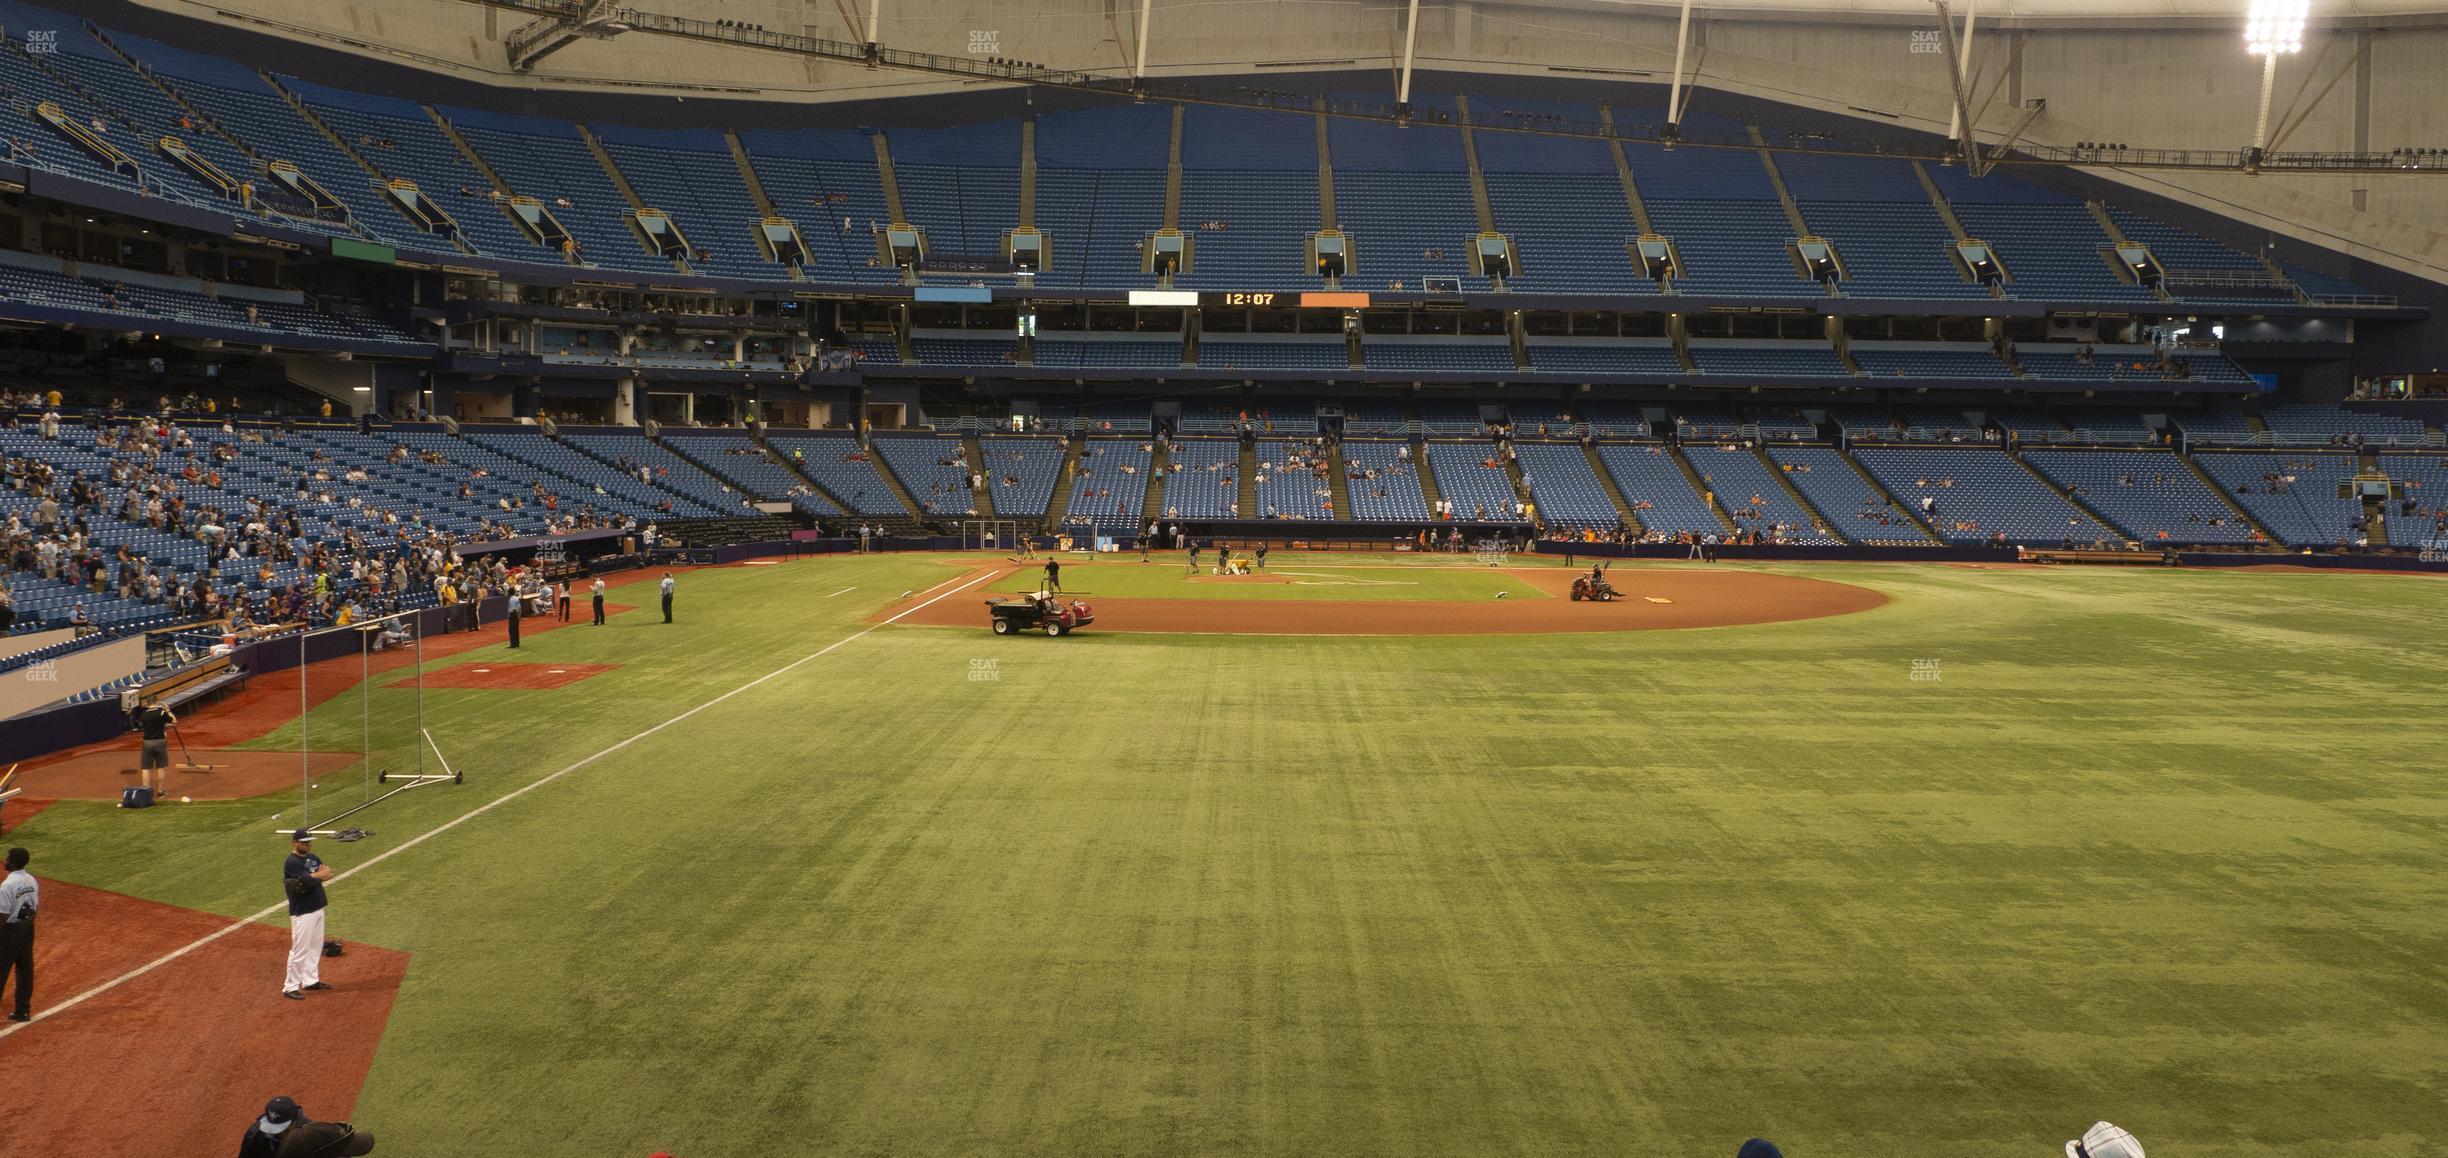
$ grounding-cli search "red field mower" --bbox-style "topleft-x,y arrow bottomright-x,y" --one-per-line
987,592 -> 1096,637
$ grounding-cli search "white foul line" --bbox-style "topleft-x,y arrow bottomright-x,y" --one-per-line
825,586 -> 857,598
0,565 -> 1001,1041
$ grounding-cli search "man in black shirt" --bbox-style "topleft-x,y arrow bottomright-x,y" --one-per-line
282,831 -> 333,1000
505,586 -> 522,649
130,700 -> 175,798
1043,558 -> 1061,594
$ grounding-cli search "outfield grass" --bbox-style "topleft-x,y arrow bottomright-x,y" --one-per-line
24,556 -> 2448,1156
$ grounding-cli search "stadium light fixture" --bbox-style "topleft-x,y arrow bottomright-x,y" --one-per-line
2245,0 -> 2307,56
2243,0 -> 2308,167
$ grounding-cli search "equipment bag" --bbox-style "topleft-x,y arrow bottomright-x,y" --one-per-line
120,786 -> 154,809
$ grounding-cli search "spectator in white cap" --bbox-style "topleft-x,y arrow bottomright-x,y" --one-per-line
2067,1121 -> 2143,1158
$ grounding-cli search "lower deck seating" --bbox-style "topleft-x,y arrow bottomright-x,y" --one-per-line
1423,442 -> 1528,522
2191,451 -> 2363,546
1680,445 -> 1841,544
1594,444 -> 1718,537
2021,449 -> 2257,544
1061,439 -> 1151,531
1765,446 -> 1926,544
1511,442 -> 1621,530
1852,446 -> 2117,544
1340,442 -> 1429,521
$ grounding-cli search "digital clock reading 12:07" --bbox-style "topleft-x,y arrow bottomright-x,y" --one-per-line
1207,291 -> 1280,307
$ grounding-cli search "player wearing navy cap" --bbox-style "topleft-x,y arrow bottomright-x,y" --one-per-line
281,830 -> 333,1000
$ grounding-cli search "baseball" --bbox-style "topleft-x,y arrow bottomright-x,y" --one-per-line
181,795 -> 192,803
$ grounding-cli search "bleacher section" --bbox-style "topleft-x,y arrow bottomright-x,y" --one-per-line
1765,446 -> 1921,544
1252,441 -> 1338,520
2192,451 -> 2363,545
976,436 -> 1067,518
1341,441 -> 1429,521
1681,444 -> 1840,543
763,434 -> 912,517
1479,101 -> 1653,295
1688,342 -> 1849,378
1511,442 -> 1622,530
2021,449 -> 2258,544
1160,439 -> 1241,519
661,432 -> 841,519
1852,447 -> 2117,544
1777,154 -> 1987,301
1594,444 -> 1719,537
2256,404 -> 2433,447
870,435 -> 977,516
1527,342 -> 1683,377
1061,439 -> 1150,531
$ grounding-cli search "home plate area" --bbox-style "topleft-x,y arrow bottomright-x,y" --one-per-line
393,663 -> 621,690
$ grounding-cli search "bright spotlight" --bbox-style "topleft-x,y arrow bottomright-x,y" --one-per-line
2245,0 -> 2307,54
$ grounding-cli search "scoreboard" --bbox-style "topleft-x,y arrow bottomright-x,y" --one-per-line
1127,290 -> 1372,309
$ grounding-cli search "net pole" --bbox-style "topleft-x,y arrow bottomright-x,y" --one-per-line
361,629 -> 373,807
413,615 -> 427,782
298,629 -> 311,824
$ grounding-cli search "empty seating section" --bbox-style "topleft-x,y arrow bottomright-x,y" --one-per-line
870,436 -> 976,516
2174,410 -> 2259,444
2017,347 -> 2166,384
592,125 -> 785,279
1341,442 -> 1428,520
1853,447 -> 2114,543
664,432 -> 841,518
1852,344 -> 2010,379
737,129 -> 900,284
1485,174 -> 1651,294
975,436 -> 1065,517
1643,201 -> 1804,297
1766,446 -> 1924,543
47,33 -> 275,218
1415,404 -> 1492,437
1988,411 -> 2071,442
1034,107 -> 1168,290
150,70 -> 415,248
1577,405 -> 1655,438
1366,341 -> 1512,373
1327,118 -> 1480,291
888,123 -> 1019,264
446,109 -> 664,275
2052,409 -> 2159,444
0,36 -> 197,208
1827,406 -> 1901,442
2256,404 -> 2433,446
1894,406 -> 1979,441
1689,343 -> 1848,378
1198,339 -> 1344,372
911,336 -> 1016,366
762,434 -> 910,517
1777,154 -> 1983,300
1594,445 -> 1718,536
0,257 -> 419,347
1340,406 -> 1410,437
2022,450 -> 2256,544
1079,402 -> 1153,434
475,432 -> 737,515
2105,209 -> 2261,273
2193,452 -> 2361,545
1160,439 -> 1241,518
1673,406 -> 1744,441
1033,339 -> 1179,369
287,81 -> 554,263
1062,439 -> 1150,530
1252,441 -> 1337,520
1424,442 -> 1525,521
1177,108 -> 1319,290
1528,342 -> 1682,376
1751,410 -> 1820,441
1512,442 -> 1621,530
1682,444 -> 1840,543
1926,169 -> 2156,304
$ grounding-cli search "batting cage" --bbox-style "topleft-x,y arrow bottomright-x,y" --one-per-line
277,609 -> 460,836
